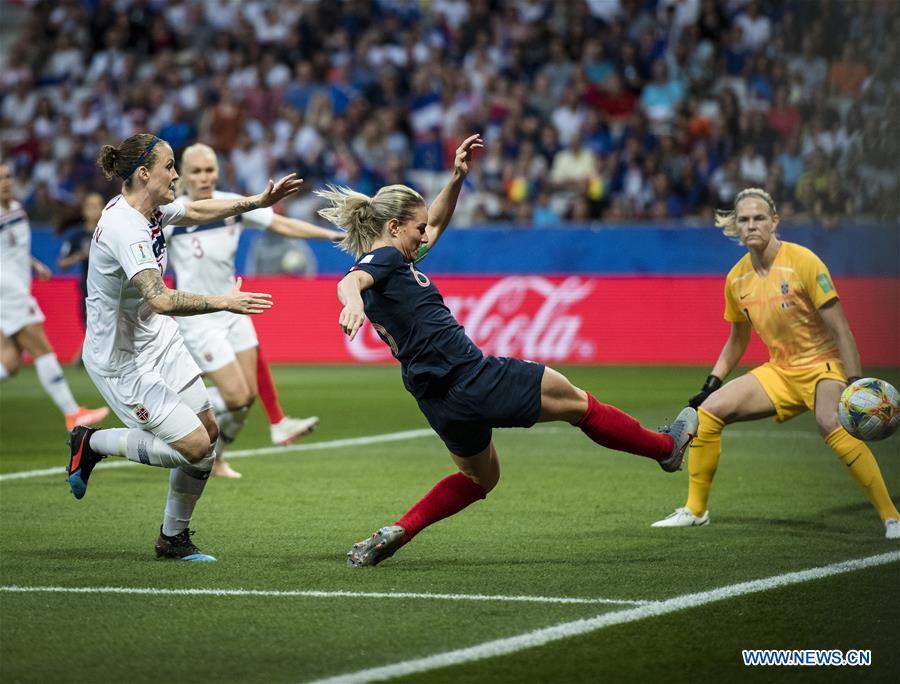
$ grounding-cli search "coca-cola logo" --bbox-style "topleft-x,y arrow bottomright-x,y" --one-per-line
346,276 -> 596,361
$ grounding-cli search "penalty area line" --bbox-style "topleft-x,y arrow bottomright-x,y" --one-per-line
308,551 -> 900,684
0,428 -> 435,483
0,585 -> 651,607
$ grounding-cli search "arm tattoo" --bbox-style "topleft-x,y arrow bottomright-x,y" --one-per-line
131,269 -> 168,304
130,268 -> 215,315
234,199 -> 259,213
168,290 -> 212,315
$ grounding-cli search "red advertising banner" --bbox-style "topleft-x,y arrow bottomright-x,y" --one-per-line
32,275 -> 899,366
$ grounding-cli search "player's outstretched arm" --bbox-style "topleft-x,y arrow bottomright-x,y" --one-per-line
131,269 -> 272,316
172,174 -> 304,226
818,299 -> 862,381
424,134 -> 484,251
268,214 -> 344,241
689,321 -> 751,407
31,258 -> 52,280
336,270 -> 374,341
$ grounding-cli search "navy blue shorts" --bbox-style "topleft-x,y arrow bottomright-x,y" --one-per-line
416,356 -> 545,457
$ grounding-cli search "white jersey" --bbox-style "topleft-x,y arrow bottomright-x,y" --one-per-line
166,191 -> 273,295
0,200 -> 33,298
83,194 -> 186,377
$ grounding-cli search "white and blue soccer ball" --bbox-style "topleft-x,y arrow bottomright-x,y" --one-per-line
838,378 -> 900,442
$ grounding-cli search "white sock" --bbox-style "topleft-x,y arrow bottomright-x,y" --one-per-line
215,405 -> 251,459
0,362 -> 9,382
162,453 -> 212,537
206,385 -> 227,414
89,428 -> 194,469
34,353 -> 78,415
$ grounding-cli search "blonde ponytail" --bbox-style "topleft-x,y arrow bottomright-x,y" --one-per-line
316,184 -> 425,258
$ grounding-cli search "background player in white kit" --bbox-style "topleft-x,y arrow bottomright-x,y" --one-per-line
0,162 -> 109,431
65,134 -> 301,560
168,143 -> 344,478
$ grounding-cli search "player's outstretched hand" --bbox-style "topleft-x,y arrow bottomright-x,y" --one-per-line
224,277 -> 273,314
256,174 -> 304,208
339,302 -> 366,341
32,259 -> 52,281
688,374 -> 723,409
454,134 -> 484,175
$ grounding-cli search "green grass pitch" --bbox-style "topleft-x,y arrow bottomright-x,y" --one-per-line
1,365 -> 898,683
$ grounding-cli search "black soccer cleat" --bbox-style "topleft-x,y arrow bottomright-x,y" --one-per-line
155,527 -> 217,562
66,426 -> 103,499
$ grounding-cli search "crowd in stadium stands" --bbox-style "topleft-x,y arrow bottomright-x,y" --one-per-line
1,0 -> 898,231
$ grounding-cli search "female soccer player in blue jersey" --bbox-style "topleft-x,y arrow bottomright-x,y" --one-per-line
318,134 -> 699,567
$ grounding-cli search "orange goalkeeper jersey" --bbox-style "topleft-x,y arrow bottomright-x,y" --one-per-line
724,241 -> 840,368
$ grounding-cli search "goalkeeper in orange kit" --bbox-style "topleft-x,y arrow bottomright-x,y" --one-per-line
652,188 -> 899,539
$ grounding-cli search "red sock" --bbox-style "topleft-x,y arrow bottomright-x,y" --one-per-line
256,350 -> 285,425
576,392 -> 673,461
395,472 -> 487,542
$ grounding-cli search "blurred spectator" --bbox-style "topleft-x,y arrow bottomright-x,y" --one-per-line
640,59 -> 685,135
738,143 -> 767,186
58,192 -> 104,332
795,149 -> 830,214
828,43 -> 869,100
777,132 -> 804,190
550,132 -> 597,195
788,36 -> 827,103
734,0 -> 771,52
813,172 -> 853,230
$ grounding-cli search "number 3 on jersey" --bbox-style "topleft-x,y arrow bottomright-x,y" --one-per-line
190,236 -> 204,258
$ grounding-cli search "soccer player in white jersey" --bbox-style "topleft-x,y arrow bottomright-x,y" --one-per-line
167,143 -> 343,478
65,133 -> 301,561
0,162 -> 109,431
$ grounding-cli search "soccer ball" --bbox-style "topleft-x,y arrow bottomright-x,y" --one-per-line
837,378 -> 900,442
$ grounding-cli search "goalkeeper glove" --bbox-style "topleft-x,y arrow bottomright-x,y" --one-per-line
688,374 -> 722,409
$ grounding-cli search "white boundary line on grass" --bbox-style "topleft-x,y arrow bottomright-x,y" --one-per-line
0,429 -> 435,483
1,425 -> 827,483
0,585 -> 649,607
308,551 -> 900,684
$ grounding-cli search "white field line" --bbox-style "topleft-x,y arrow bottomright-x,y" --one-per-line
0,585 -> 649,607
309,551 -> 900,684
1,425 -> 825,483
0,429 -> 435,483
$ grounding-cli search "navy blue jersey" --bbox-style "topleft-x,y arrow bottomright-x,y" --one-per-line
351,246 -> 482,399
59,226 -> 93,293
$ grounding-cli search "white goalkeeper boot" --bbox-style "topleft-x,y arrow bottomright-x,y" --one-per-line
652,506 -> 710,527
885,519 -> 900,539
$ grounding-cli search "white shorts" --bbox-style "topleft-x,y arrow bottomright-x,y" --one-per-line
0,290 -> 45,337
177,311 -> 258,373
86,336 -> 211,443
